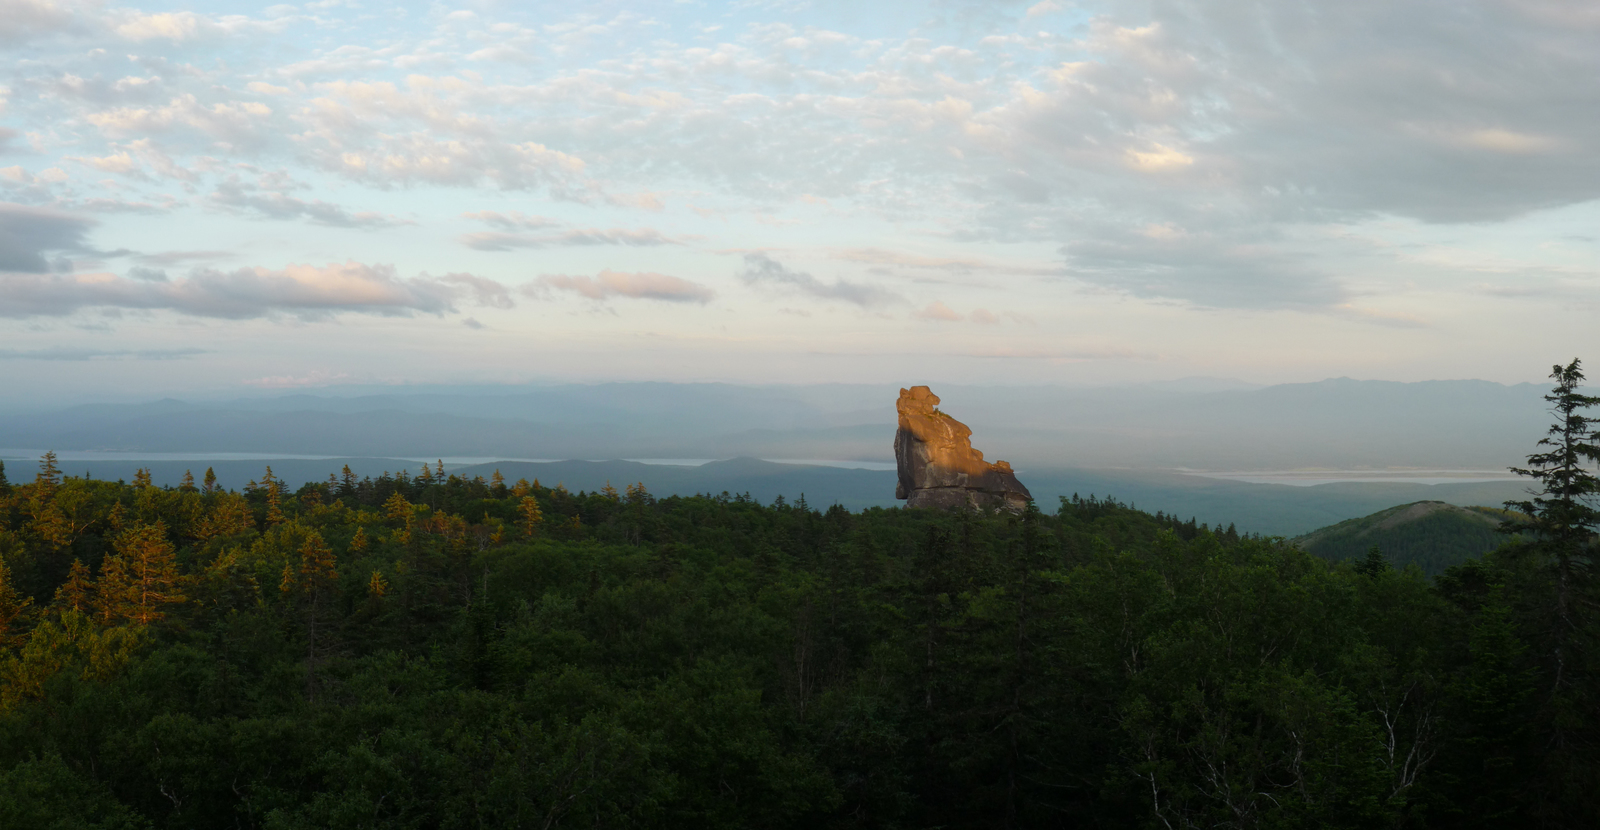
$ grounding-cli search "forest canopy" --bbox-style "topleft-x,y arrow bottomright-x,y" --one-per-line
0,364 -> 1597,828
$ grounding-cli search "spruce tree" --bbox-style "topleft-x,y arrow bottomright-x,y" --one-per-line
105,522 -> 186,626
53,559 -> 93,615
0,556 -> 32,647
519,495 -> 543,538
1504,359 -> 1600,684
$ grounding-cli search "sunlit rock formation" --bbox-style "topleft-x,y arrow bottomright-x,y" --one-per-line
894,385 -> 1032,512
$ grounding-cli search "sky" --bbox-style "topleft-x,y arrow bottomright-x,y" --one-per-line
2,0 -> 1598,401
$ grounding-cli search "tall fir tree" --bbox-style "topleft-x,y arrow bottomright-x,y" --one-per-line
0,556 -> 32,647
1504,359 -> 1600,683
519,495 -> 544,538
35,451 -> 61,493
100,522 -> 187,626
53,559 -> 93,616
264,466 -> 286,526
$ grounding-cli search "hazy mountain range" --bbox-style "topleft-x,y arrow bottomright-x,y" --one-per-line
0,377 -> 1554,471
0,376 -> 1556,537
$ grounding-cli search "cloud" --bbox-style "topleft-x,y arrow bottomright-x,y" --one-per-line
833,247 -> 1062,277
0,261 -> 513,319
1063,225 -> 1346,309
87,95 -> 275,147
911,301 -> 1026,324
210,176 -> 408,228
462,211 -> 559,231
0,0 -> 78,43
739,252 -> 901,308
115,11 -> 211,42
1025,1 -> 1064,20
530,269 -> 714,304
10,0 -> 1600,319
0,202 -> 95,272
461,226 -> 679,251
912,301 -> 961,322
460,210 -> 681,250
133,250 -> 231,266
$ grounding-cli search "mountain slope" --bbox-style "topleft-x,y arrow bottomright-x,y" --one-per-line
1293,501 -> 1520,574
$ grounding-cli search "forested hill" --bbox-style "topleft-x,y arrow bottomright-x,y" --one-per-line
1294,501 -> 1521,575
1,459 -> 1593,827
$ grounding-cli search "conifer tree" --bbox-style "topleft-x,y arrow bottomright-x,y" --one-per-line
491,469 -> 506,496
282,528 -> 339,700
133,468 -> 152,488
1504,359 -> 1600,684
0,459 -> 9,492
196,493 -> 254,541
0,556 -> 33,647
299,529 -> 337,587
36,451 -> 61,493
519,495 -> 543,538
180,469 -> 197,492
53,559 -> 93,615
384,492 -> 413,545
512,478 -> 530,498
339,465 -> 357,497
121,523 -> 187,626
602,481 -> 620,501
350,526 -> 369,553
203,467 -> 218,495
1357,544 -> 1390,576
264,466 -> 286,526
368,570 -> 388,598
101,522 -> 186,626
93,555 -> 130,625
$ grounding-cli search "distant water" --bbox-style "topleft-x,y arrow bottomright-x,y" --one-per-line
1183,469 -> 1524,487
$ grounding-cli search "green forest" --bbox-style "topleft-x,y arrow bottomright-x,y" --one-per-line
1,367 -> 1598,828
1294,502 -> 1520,576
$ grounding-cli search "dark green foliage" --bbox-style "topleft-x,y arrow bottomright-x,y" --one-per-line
0,451 -> 1593,827
1296,501 -> 1515,575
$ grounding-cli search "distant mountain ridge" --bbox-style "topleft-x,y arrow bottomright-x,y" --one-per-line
0,377 -> 1555,471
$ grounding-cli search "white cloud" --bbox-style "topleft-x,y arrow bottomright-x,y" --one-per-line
912,301 -> 961,322
739,252 -> 901,308
115,11 -> 209,42
0,0 -> 78,43
0,261 -> 512,318
530,269 -> 714,304
461,226 -> 678,251
210,174 -> 408,228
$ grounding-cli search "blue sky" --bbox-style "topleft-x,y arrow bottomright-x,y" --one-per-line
2,0 -> 1598,400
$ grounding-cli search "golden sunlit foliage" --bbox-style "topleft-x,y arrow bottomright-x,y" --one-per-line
519,495 -> 543,538
100,522 -> 186,627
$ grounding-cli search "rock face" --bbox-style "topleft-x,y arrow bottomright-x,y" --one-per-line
894,385 -> 1032,512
